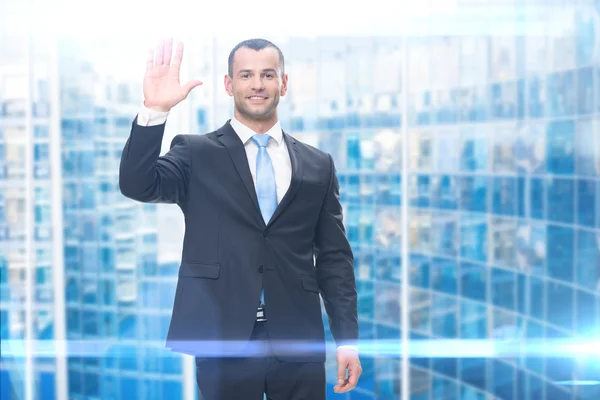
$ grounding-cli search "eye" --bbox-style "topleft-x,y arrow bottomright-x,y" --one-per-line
241,74 -> 249,78
264,73 -> 273,78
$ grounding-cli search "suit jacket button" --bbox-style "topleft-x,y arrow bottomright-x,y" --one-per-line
258,265 -> 264,273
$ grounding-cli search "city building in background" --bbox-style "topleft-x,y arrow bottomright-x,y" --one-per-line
1,1 -> 600,399
0,34 -> 193,400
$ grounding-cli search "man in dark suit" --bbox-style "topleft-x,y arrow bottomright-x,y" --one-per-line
119,37 -> 361,399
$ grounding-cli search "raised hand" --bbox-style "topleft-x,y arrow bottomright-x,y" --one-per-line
143,38 -> 203,112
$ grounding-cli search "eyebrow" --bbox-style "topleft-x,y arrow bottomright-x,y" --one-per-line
238,68 -> 278,75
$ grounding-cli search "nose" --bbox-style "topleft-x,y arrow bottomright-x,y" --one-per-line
251,76 -> 264,90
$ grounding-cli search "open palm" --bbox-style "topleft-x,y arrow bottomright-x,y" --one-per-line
143,38 -> 203,112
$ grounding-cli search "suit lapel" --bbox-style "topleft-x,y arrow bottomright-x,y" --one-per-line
267,130 -> 303,228
216,121 -> 261,218
216,121 -> 304,228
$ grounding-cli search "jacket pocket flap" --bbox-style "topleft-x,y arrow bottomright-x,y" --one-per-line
301,276 -> 319,293
179,262 -> 221,279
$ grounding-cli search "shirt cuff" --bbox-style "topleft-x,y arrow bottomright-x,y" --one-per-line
137,103 -> 169,126
337,345 -> 358,353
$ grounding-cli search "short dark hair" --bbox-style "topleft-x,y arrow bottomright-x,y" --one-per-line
227,38 -> 285,77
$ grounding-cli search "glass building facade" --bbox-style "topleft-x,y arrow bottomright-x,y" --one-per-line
2,1 -> 600,399
1,30 -> 192,400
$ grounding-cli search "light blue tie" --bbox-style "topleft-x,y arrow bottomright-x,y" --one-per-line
251,134 -> 278,305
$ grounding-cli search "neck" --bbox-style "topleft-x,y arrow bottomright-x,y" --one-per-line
233,109 -> 278,134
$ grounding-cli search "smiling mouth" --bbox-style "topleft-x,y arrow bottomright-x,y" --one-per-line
248,96 -> 268,101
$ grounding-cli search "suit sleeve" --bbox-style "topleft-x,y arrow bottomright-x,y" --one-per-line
119,115 -> 191,204
314,154 -> 359,348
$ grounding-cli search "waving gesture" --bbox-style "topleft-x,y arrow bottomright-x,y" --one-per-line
143,38 -> 203,112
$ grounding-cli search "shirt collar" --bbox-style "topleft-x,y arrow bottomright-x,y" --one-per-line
230,116 -> 283,146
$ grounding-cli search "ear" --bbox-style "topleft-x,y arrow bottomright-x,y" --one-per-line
224,74 -> 233,96
280,73 -> 289,97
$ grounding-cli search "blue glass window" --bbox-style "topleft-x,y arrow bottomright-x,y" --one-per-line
0,311 -> 8,339
547,70 -> 576,117
597,66 -> 600,113
578,67 -> 594,114
34,143 -> 49,162
99,279 -> 116,306
577,179 -> 597,227
546,281 -> 573,329
82,311 -> 98,336
576,229 -> 600,291
547,225 -> 574,282
460,214 -> 488,262
67,308 -> 80,336
460,132 -> 488,172
525,320 -> 544,374
461,385 -> 486,400
460,358 -> 487,391
410,254 -> 430,289
82,279 -> 97,305
100,247 -> 115,272
547,178 -> 574,224
101,312 -> 116,337
492,268 -> 515,311
516,273 -> 526,314
431,258 -> 458,295
80,183 -> 96,209
409,175 -> 430,207
68,370 -> 81,394
575,119 -> 596,176
432,213 -> 458,257
547,120 -> 575,175
162,353 -> 182,375
492,360 -> 514,399
493,177 -> 517,216
528,76 -> 545,118
433,376 -> 457,397
575,289 -> 596,333
432,294 -> 457,338
460,300 -> 487,339
120,377 -> 138,399
529,277 -> 545,320
576,9 -> 596,65
78,150 -> 94,176
459,177 -> 487,213
517,177 -> 545,219
83,373 -> 99,397
460,262 -> 486,302
431,175 -> 458,210
118,314 -> 137,339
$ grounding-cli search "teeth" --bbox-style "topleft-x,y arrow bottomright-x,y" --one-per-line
249,96 -> 266,99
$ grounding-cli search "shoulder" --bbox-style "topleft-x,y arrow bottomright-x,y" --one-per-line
286,132 -> 333,167
170,129 -> 220,148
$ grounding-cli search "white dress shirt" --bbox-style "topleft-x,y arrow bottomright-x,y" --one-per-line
136,105 -> 358,353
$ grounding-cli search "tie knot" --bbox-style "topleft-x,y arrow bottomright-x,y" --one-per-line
251,134 -> 271,148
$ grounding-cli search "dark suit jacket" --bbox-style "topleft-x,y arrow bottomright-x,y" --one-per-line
119,117 -> 358,362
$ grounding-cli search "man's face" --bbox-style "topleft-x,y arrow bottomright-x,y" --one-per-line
224,47 -> 288,122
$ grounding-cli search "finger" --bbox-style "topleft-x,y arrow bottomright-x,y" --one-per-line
348,368 -> 360,386
172,41 -> 184,71
156,39 -> 165,65
163,37 -> 173,65
146,47 -> 154,71
348,361 -> 362,385
337,362 -> 347,387
334,379 -> 352,393
182,80 -> 203,96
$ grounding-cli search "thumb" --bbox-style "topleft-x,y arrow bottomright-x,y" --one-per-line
182,80 -> 203,96
337,361 -> 347,385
